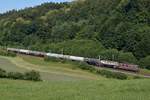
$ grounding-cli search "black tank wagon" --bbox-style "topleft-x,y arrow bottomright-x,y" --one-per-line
85,58 -> 139,72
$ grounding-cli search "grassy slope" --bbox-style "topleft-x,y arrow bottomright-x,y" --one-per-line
0,57 -> 25,72
0,55 -> 104,81
0,79 -> 150,100
0,55 -> 150,100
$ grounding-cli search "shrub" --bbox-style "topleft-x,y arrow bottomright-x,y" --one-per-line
118,52 -> 137,64
112,72 -> 128,80
96,69 -> 127,80
44,56 -> 63,62
99,49 -> 119,61
24,70 -> 41,81
0,68 -> 42,81
7,72 -> 24,80
0,50 -> 7,56
7,52 -> 16,57
77,62 -> 95,72
0,68 -> 7,78
133,76 -> 142,79
0,49 -> 16,57
140,56 -> 150,70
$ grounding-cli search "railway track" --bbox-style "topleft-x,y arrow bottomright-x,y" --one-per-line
95,66 -> 150,78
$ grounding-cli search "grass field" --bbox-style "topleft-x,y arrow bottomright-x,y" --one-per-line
0,55 -> 104,81
0,55 -> 150,100
0,79 -> 150,100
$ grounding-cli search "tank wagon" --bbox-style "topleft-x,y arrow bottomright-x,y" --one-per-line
46,53 -> 84,61
7,48 -> 139,72
7,48 -> 46,57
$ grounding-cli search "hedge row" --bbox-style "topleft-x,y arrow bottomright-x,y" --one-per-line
45,56 -> 95,71
44,56 -> 64,62
0,49 -> 16,57
96,69 -> 128,80
44,57 -> 128,80
76,62 -> 95,72
0,68 -> 41,81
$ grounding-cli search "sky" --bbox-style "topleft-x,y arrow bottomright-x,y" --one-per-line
0,0 -> 71,13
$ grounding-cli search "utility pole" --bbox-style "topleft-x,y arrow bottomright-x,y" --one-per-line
98,55 -> 101,61
61,48 -> 64,55
112,54 -> 114,61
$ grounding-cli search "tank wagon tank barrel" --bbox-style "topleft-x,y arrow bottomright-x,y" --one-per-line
7,48 -> 46,57
7,48 -> 139,72
46,53 -> 84,61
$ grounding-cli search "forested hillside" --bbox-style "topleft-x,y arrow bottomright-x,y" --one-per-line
0,0 -> 150,69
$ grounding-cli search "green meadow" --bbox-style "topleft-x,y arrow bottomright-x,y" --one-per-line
0,55 -> 150,100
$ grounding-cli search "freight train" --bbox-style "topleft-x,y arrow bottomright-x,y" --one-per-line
7,48 -> 139,72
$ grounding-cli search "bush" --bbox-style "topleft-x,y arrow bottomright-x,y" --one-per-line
44,56 -> 64,62
24,70 -> 41,81
118,52 -> 137,64
99,49 -> 119,61
96,69 -> 127,80
0,49 -> 16,57
7,52 -> 16,57
112,72 -> 128,80
7,72 -> 24,80
99,50 -> 137,64
140,56 -> 150,70
133,76 -> 142,79
0,68 -> 42,81
77,62 -> 95,72
0,68 -> 7,78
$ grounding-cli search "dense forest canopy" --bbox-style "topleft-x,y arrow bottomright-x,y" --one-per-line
0,0 -> 149,68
